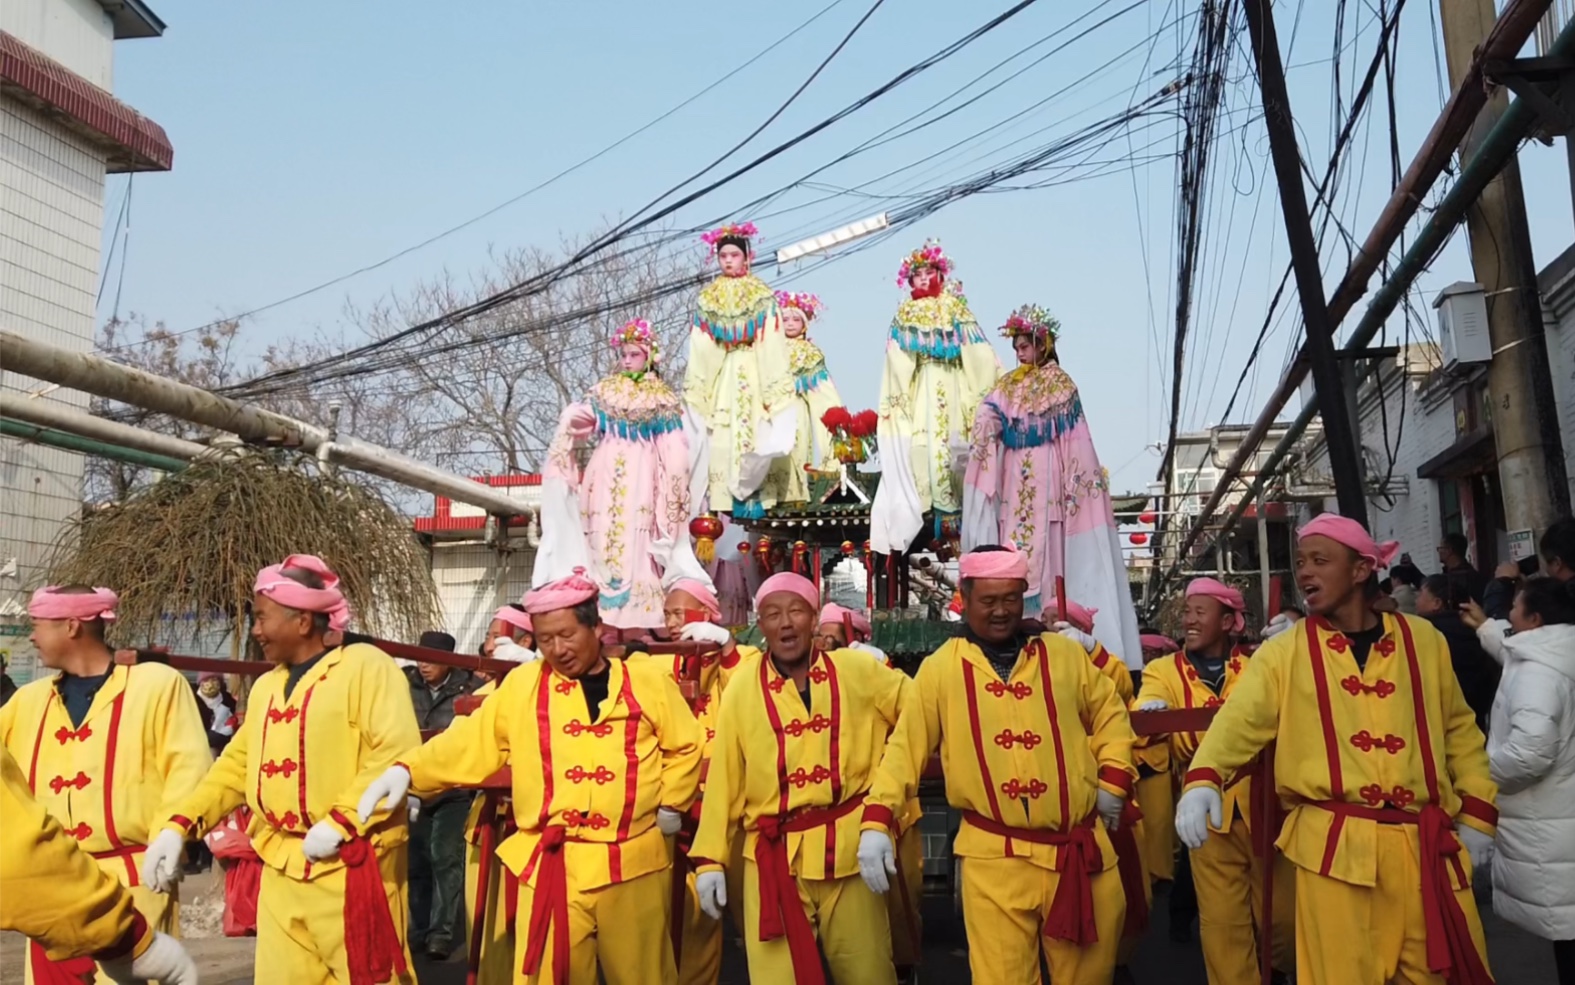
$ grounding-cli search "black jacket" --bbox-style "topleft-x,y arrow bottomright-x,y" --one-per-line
406,667 -> 481,733
1483,576 -> 1517,622
1424,611 -> 1501,728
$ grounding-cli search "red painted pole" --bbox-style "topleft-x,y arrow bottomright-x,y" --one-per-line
1055,575 -> 1068,622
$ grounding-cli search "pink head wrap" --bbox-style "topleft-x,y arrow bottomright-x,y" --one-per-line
28,587 -> 118,623
1043,596 -> 1097,634
1297,514 -> 1400,570
1140,633 -> 1179,653
958,545 -> 1029,582
819,603 -> 871,641
492,606 -> 533,634
253,556 -> 351,632
1186,577 -> 1246,633
754,572 -> 819,612
524,569 -> 600,615
668,579 -> 722,621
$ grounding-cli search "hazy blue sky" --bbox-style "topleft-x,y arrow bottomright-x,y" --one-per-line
103,0 -> 1575,498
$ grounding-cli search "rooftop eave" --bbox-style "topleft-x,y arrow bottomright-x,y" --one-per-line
97,0 -> 166,40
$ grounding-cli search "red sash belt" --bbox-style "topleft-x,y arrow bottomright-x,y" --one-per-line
754,795 -> 865,985
91,843 -> 144,888
1109,801 -> 1149,938
333,815 -> 409,985
1313,801 -> 1494,985
963,810 -> 1103,945
29,912 -> 146,984
521,826 -> 573,985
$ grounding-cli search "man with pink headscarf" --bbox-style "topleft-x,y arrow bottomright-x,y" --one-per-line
689,572 -> 915,985
354,569 -> 703,985
143,555 -> 421,985
816,603 -> 890,666
871,544 -> 1137,984
1134,577 -> 1293,984
0,584 -> 211,985
1178,514 -> 1499,985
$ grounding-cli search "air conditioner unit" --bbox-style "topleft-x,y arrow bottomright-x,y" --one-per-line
1433,281 -> 1491,372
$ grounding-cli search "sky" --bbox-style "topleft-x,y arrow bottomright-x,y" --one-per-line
101,0 -> 1575,502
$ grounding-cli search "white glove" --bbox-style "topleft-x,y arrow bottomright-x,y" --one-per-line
679,622 -> 732,647
1176,786 -> 1224,850
141,828 -> 186,893
696,870 -> 728,920
656,807 -> 683,836
1096,790 -> 1125,831
851,641 -> 890,665
100,931 -> 198,985
302,819 -> 344,862
406,796 -> 422,824
493,637 -> 539,664
357,765 -> 412,824
1136,699 -> 1169,712
857,829 -> 897,894
1053,622 -> 1098,653
1457,825 -> 1495,874
1262,612 -> 1296,639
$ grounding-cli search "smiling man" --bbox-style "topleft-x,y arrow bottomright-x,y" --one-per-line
690,572 -> 914,985
1135,577 -> 1293,984
142,554 -> 420,985
1177,514 -> 1498,985
872,544 -> 1137,984
354,568 -> 702,985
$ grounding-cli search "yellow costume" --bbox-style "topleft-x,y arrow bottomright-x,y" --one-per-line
392,655 -> 702,985
692,647 -> 912,985
1185,614 -> 1497,985
164,642 -> 420,984
0,745 -> 158,970
1138,647 -> 1293,984
873,633 -> 1136,985
0,662 -> 211,984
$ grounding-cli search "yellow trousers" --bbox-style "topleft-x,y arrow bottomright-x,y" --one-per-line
741,860 -> 897,985
886,825 -> 925,969
1294,824 -> 1491,985
1135,770 -> 1175,881
1189,823 -> 1295,985
674,865 -> 722,985
465,838 -> 517,985
513,866 -> 674,985
255,849 -> 415,985
25,858 -> 177,985
959,854 -> 1124,985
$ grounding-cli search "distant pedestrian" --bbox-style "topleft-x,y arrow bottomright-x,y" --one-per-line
1418,575 -> 1500,732
1389,562 -> 1424,614
1437,531 -> 1488,605
1465,578 -> 1575,984
404,630 -> 479,961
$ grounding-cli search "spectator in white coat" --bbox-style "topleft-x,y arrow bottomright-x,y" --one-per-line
1465,578 -> 1575,983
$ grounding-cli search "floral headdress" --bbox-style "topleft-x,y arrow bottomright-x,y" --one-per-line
896,239 -> 954,286
610,317 -> 660,364
1000,303 -> 1061,344
774,290 -> 823,321
700,221 -> 759,261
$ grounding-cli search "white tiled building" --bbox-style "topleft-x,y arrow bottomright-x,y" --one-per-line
1293,247 -> 1575,579
0,0 -> 170,682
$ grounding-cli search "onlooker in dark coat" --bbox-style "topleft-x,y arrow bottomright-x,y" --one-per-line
1437,532 -> 1489,605
1486,517 -> 1575,621
404,629 -> 480,960
1418,574 -> 1500,733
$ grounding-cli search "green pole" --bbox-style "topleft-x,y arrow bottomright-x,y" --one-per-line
1,418 -> 189,473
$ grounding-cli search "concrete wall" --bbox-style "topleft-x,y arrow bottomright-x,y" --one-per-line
430,540 -> 536,655
1538,243 -> 1575,508
0,94 -> 110,682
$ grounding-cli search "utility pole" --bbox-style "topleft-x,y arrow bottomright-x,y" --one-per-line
1243,0 -> 1370,521
1439,0 -> 1571,535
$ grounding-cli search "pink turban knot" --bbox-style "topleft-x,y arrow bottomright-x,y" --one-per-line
668,579 -> 723,621
1186,577 -> 1246,634
1297,514 -> 1400,570
1140,633 -> 1179,653
254,555 -> 351,632
525,569 -> 600,615
28,587 -> 118,622
492,606 -> 533,634
755,572 -> 819,612
819,603 -> 871,641
1043,596 -> 1098,634
958,545 -> 1029,582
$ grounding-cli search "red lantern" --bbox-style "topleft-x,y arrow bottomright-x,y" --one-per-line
689,513 -> 723,562
1139,511 -> 1157,525
840,540 -> 856,556
1130,532 -> 1149,546
737,541 -> 751,554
